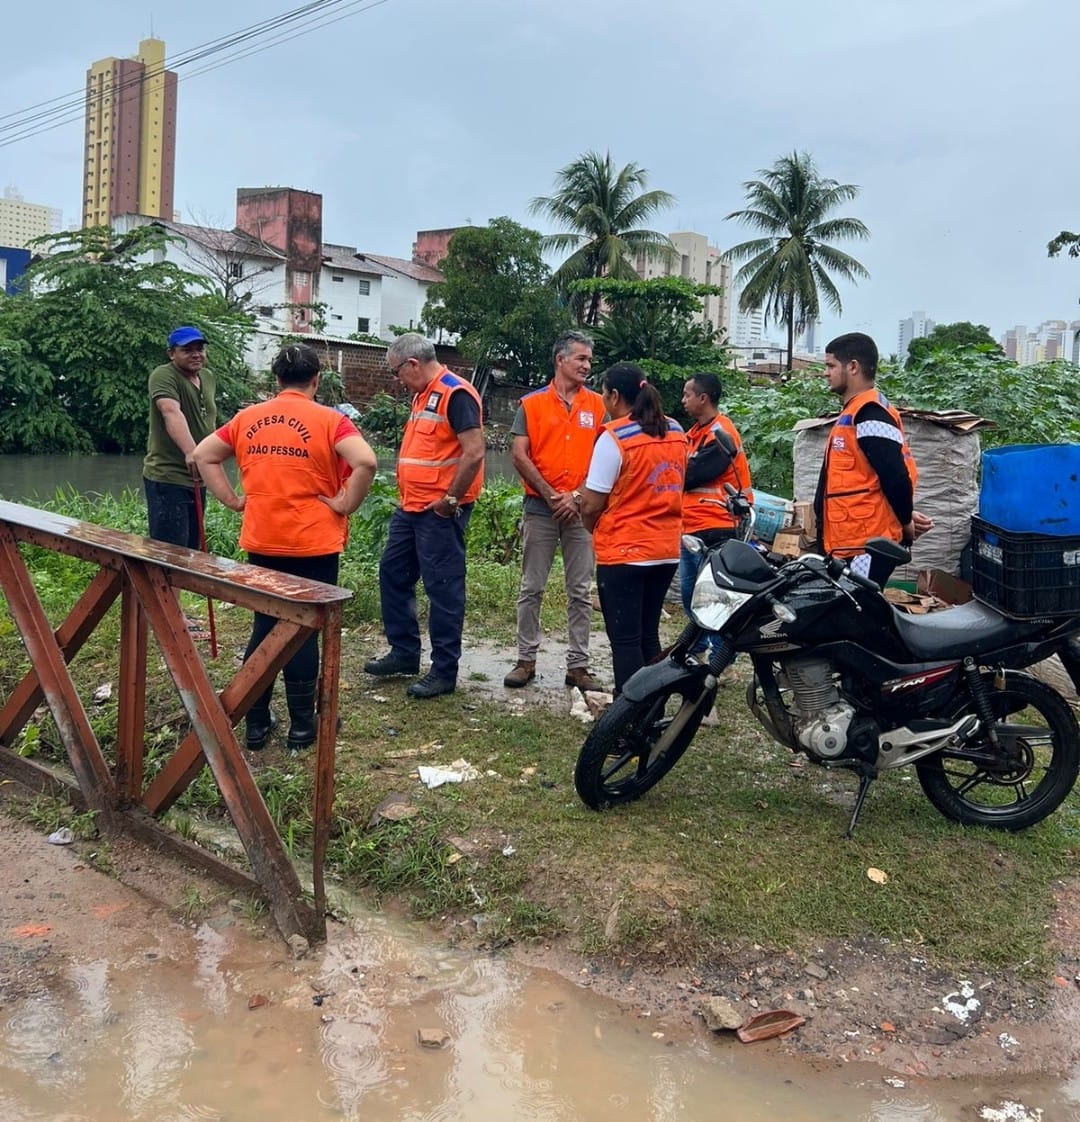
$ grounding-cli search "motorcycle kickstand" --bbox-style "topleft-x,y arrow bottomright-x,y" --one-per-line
845,765 -> 878,839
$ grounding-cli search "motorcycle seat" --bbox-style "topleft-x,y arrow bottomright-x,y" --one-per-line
891,598 -> 1046,660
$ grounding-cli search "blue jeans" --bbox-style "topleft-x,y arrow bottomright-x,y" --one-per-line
144,477 -> 203,550
680,529 -> 738,657
378,505 -> 472,682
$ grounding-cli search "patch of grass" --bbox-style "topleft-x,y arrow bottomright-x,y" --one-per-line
178,884 -> 212,923
4,491 -> 1079,984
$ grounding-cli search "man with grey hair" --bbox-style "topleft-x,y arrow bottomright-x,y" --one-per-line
503,330 -> 605,691
365,333 -> 485,698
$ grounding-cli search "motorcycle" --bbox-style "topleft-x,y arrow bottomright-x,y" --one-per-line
574,496 -> 1080,835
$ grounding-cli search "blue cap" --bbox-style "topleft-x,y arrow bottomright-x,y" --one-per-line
168,326 -> 206,348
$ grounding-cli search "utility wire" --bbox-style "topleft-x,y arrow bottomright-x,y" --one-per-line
0,0 -> 388,149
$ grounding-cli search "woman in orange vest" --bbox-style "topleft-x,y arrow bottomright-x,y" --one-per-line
192,344 -> 377,750
579,364 -> 688,694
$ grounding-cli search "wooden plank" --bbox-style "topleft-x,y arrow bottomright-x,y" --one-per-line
141,618 -> 311,815
310,602 -> 343,932
124,559 -> 316,941
0,567 -> 121,747
115,581 -> 148,802
0,527 -> 118,830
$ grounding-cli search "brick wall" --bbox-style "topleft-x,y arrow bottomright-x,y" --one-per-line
335,341 -> 473,407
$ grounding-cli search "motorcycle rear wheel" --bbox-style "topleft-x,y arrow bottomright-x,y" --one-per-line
574,680 -> 711,809
916,672 -> 1080,830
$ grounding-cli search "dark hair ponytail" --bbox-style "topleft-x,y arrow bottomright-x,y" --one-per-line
601,363 -> 667,437
271,343 -> 321,386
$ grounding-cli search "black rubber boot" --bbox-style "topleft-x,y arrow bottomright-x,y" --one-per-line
245,707 -> 277,751
285,679 -> 318,750
245,684 -> 276,750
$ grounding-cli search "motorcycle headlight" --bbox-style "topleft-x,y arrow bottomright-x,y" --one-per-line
689,577 -> 753,631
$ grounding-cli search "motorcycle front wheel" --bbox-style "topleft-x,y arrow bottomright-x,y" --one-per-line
916,672 -> 1080,830
574,679 -> 711,809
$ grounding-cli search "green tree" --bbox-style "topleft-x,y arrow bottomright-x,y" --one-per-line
529,151 -> 676,326
422,218 -> 568,383
1047,230 -> 1080,258
725,151 -> 869,371
904,321 -> 1003,368
0,225 -> 253,454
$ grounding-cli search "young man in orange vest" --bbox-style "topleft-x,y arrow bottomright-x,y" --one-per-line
680,372 -> 753,658
365,334 -> 485,699
504,331 -> 606,691
815,332 -> 932,584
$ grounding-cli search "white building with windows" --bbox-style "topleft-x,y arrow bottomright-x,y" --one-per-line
898,310 -> 935,362
0,186 -> 62,249
633,230 -> 732,335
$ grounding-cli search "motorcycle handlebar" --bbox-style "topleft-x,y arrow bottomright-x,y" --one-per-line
825,555 -> 880,593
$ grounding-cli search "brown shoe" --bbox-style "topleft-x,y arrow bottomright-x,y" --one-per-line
503,660 -> 536,688
565,667 -> 602,692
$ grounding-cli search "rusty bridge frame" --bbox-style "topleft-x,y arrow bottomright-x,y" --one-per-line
0,499 -> 350,943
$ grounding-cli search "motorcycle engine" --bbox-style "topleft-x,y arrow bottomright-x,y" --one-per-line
780,657 -> 855,759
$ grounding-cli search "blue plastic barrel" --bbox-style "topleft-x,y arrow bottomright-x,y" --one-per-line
752,491 -> 794,542
979,444 -> 1080,535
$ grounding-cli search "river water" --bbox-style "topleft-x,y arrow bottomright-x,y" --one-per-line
0,451 -> 519,503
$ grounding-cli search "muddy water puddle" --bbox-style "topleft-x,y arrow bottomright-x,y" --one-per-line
2,905 -> 1077,1122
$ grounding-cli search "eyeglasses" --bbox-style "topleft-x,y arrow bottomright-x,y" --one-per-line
390,358 -> 413,376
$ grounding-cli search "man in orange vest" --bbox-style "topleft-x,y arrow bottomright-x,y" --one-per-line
815,332 -> 932,584
680,372 -> 753,658
365,335 -> 485,699
504,330 -> 606,691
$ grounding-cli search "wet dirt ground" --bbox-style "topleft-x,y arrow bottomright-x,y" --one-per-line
3,808 -> 1079,1122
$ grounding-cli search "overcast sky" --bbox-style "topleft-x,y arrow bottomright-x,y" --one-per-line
3,0 -> 1078,355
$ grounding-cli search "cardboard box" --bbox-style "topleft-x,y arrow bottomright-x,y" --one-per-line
917,569 -> 973,605
793,500 -> 817,541
771,528 -> 803,558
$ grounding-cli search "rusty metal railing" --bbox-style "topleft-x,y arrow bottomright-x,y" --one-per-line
0,499 -> 350,943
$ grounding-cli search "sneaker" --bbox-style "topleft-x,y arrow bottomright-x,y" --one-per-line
565,667 -> 603,692
503,660 -> 536,688
406,673 -> 456,700
364,650 -> 421,677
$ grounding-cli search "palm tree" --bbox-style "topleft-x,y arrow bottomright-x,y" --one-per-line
725,152 -> 870,370
530,150 -> 676,325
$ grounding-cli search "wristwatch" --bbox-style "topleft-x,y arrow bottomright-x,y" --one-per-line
444,493 -> 459,509
572,490 -> 582,506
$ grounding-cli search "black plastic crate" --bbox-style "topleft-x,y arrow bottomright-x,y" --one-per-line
970,515 -> 1080,617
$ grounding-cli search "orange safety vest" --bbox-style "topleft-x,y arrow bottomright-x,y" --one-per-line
397,368 -> 484,512
593,417 -> 688,565
682,413 -> 754,534
519,381 -> 605,497
224,389 -> 352,556
822,388 -> 918,558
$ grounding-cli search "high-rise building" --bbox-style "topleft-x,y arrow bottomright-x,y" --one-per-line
0,186 -> 62,248
634,231 -> 732,336
898,310 -> 935,362
83,38 -> 177,228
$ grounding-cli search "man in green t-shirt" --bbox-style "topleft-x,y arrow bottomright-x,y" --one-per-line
143,326 -> 217,548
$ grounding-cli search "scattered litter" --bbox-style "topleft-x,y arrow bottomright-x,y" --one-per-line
736,1009 -> 806,1043
569,693 -> 593,724
368,794 -> 419,827
997,1033 -> 1019,1049
92,682 -> 112,704
942,981 -> 980,1023
978,1102 -> 1043,1122
247,994 -> 269,1010
372,694 -> 388,703
47,827 -> 75,845
501,845 -> 516,857
417,759 -> 480,789
883,1077 -> 906,1089
866,867 -> 888,884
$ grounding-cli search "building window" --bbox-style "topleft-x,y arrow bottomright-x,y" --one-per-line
331,313 -> 343,321
357,317 -> 370,333
331,274 -> 344,283
228,261 -> 243,279
294,272 -> 310,288
257,306 -> 273,317
357,279 -> 371,296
